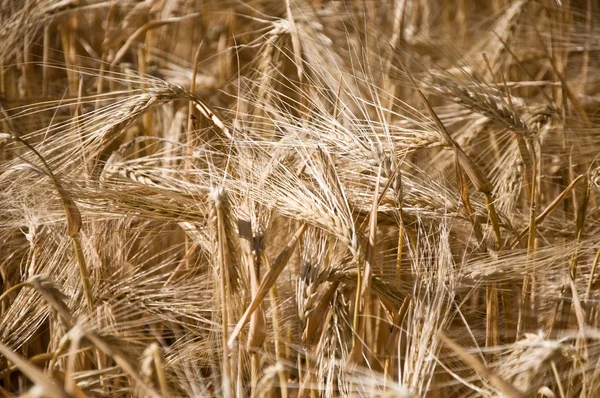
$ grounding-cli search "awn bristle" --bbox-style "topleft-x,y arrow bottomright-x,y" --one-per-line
1,1 -> 600,397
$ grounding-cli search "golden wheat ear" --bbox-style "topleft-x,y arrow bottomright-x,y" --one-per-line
2,1 -> 600,397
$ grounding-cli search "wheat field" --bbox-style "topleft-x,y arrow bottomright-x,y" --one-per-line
0,0 -> 599,397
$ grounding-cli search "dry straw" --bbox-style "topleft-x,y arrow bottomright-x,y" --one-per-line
1,1 -> 600,397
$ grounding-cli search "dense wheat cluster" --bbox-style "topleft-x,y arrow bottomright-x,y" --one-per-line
1,0 -> 600,397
